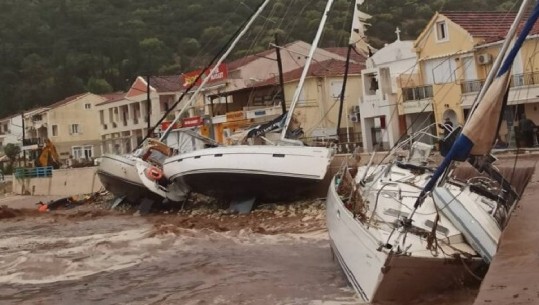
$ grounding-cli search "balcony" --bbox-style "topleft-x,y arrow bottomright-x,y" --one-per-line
402,85 -> 434,102
461,71 -> 539,108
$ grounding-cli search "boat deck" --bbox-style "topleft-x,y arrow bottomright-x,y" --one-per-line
474,159 -> 539,305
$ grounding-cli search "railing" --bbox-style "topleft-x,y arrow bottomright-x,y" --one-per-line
461,71 -> 539,94
22,138 -> 43,146
14,166 -> 53,179
511,71 -> 539,87
303,132 -> 363,154
460,80 -> 484,94
402,86 -> 433,102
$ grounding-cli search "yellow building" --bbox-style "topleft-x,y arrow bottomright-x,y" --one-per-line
23,93 -> 110,164
407,11 -> 539,144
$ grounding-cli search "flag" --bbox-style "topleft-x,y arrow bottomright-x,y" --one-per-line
415,1 -> 539,207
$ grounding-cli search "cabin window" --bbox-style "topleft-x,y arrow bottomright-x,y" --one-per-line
52,125 -> 58,136
436,21 -> 448,41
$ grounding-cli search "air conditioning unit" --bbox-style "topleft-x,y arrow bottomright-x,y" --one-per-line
349,113 -> 359,123
477,53 -> 492,65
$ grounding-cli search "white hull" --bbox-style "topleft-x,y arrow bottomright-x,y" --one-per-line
164,145 -> 333,201
326,163 -> 488,303
97,154 -> 185,203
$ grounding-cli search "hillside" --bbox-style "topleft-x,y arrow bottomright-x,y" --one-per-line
0,0 -> 520,117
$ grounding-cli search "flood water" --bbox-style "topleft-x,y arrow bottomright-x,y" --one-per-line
0,207 -> 478,305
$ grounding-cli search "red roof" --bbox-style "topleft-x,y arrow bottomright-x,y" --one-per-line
150,75 -> 182,92
324,47 -> 367,64
252,59 -> 363,87
47,93 -> 87,109
442,11 -> 539,43
96,92 -> 126,106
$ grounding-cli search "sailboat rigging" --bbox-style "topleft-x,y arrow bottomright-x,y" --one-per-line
96,0 -> 271,205
325,0 -> 538,303
162,0 -> 336,203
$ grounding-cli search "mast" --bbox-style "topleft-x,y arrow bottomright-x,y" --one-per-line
279,0 -> 336,144
131,0 -> 270,146
274,34 -> 287,114
336,44 -> 353,139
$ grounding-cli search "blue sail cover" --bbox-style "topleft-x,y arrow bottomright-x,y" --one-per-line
416,1 -> 539,206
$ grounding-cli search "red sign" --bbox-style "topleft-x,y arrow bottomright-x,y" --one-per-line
161,121 -> 181,130
181,63 -> 228,88
182,116 -> 203,127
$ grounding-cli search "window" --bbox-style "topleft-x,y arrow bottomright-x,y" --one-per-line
85,103 -> 91,109
70,124 -> 80,134
72,145 -> 93,160
436,21 -> 448,41
52,125 -> 58,136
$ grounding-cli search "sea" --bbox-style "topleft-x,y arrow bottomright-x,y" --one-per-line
0,201 -> 478,305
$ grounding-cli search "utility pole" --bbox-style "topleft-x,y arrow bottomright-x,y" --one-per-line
336,44 -> 353,141
21,111 -> 26,167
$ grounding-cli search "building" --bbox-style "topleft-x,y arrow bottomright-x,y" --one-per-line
360,29 -> 419,151
410,11 -> 539,145
24,93 -> 109,163
0,114 -> 23,152
97,76 -> 189,155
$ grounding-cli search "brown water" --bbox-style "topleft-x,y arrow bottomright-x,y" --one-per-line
0,207 -> 477,305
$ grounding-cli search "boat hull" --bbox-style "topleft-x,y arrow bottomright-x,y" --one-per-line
164,145 -> 332,201
97,154 -> 164,203
326,176 -> 484,303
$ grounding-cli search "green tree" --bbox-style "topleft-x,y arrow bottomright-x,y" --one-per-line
4,143 -> 21,165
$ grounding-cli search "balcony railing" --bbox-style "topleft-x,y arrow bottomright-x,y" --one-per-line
402,86 -> 433,102
461,71 -> 539,94
23,138 -> 43,146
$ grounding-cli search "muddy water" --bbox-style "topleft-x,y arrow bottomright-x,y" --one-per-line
0,210 -> 477,305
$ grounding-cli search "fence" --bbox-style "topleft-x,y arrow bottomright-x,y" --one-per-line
14,166 -> 53,179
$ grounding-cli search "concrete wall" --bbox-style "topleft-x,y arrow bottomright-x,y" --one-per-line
12,167 -> 103,196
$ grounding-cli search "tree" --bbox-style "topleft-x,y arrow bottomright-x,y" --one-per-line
4,143 -> 21,165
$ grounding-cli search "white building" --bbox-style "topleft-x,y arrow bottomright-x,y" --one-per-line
360,30 -> 419,152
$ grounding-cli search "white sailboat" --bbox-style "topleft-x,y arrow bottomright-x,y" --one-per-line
326,0 -> 538,303
162,0 -> 337,203
97,0 -> 271,205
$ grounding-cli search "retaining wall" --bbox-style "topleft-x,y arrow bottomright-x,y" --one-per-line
12,167 -> 103,196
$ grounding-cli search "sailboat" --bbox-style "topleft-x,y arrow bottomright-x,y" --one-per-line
162,0 -> 337,203
97,0 -> 271,205
326,0 -> 538,303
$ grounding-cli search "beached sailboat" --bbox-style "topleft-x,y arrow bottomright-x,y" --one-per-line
97,0 -> 271,205
163,0 -> 337,203
326,0 -> 538,303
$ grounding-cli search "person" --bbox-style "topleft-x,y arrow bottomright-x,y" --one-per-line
442,117 -> 453,136
519,115 -> 537,147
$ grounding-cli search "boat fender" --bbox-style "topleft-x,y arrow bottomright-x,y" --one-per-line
145,166 -> 163,181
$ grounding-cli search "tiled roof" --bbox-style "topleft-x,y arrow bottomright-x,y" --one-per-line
251,59 -> 363,88
324,47 -> 367,64
150,75 -> 182,92
48,93 -> 87,109
441,11 -> 539,43
96,92 -> 126,106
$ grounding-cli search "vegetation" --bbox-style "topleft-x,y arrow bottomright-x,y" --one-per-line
0,0 -> 521,117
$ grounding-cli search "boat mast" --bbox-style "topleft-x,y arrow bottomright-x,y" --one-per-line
279,0 -> 336,144
159,0 -> 271,141
274,34 -> 287,114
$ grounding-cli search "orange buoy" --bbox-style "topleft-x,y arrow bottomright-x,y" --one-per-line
145,166 -> 163,181
38,204 -> 49,213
